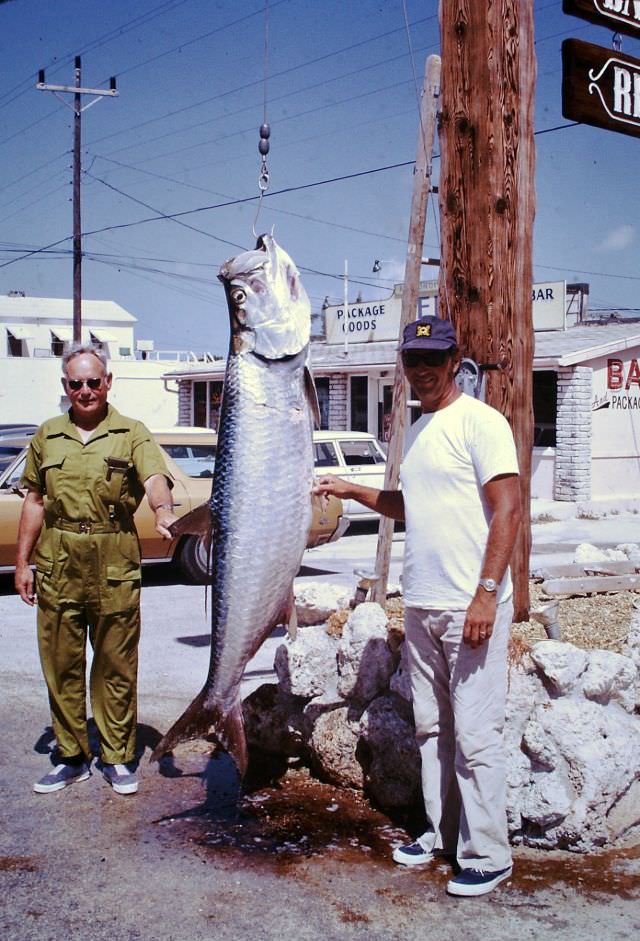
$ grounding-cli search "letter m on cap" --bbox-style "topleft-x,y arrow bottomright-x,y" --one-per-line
416,324 -> 431,337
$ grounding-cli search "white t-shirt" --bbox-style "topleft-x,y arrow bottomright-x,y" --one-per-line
399,393 -> 519,609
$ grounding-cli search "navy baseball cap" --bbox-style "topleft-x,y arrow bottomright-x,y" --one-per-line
400,316 -> 458,351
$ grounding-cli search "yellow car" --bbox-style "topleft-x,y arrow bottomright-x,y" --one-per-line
0,427 -> 347,584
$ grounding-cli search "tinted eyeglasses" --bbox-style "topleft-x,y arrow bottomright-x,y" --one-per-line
65,377 -> 104,391
401,350 -> 450,369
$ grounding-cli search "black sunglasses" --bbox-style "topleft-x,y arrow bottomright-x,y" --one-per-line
66,377 -> 104,391
401,350 -> 450,369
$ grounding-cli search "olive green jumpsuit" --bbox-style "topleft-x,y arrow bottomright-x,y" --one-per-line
22,406 -> 172,764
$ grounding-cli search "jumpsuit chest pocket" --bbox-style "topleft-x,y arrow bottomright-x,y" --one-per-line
39,452 -> 67,499
101,456 -> 134,505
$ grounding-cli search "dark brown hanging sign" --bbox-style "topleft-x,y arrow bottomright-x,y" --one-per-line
562,39 -> 640,138
563,0 -> 640,38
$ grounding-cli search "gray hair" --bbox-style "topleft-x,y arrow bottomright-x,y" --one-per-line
62,342 -> 108,375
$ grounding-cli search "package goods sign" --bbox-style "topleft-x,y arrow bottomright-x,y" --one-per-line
562,39 -> 640,139
563,0 -> 640,38
324,293 -> 436,344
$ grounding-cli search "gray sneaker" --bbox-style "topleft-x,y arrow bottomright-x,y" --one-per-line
33,761 -> 91,794
102,763 -> 138,795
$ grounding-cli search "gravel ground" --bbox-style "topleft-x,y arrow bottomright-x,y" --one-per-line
328,588 -> 639,655
513,583 -> 639,653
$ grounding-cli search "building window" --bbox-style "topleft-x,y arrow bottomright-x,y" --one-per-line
209,382 -> 223,430
350,376 -> 368,432
51,334 -> 65,357
315,377 -> 330,429
533,370 -> 557,447
193,382 -> 207,427
193,380 -> 224,429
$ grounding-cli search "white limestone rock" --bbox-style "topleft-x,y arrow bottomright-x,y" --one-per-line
512,697 -> 640,849
294,581 -> 351,627
274,625 -> 339,699
336,602 -> 395,703
307,705 -> 364,789
530,640 -> 589,694
573,543 -> 627,563
581,650 -> 637,713
616,543 -> 640,558
622,602 -> 640,710
358,693 -> 421,808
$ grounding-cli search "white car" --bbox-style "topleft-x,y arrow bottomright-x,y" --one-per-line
313,430 -> 388,521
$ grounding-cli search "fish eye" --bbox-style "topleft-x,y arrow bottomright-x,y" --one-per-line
231,288 -> 246,305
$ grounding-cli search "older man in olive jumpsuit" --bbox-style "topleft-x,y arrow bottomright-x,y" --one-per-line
15,344 -> 178,796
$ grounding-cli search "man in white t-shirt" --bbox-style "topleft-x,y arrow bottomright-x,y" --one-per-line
314,315 -> 521,897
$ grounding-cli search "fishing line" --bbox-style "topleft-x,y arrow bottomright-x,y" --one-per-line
252,0 -> 271,238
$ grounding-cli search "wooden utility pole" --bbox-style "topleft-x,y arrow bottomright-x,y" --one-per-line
372,54 -> 441,607
73,57 -> 82,343
438,2 -> 536,621
37,59 -> 118,343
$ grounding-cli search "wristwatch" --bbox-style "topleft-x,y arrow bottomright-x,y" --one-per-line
478,577 -> 498,593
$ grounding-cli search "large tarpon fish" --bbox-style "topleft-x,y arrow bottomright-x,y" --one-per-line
151,235 -> 319,775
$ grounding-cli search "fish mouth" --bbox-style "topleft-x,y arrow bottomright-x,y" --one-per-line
219,235 -> 311,360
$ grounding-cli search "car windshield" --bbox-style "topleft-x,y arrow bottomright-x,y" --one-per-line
162,443 -> 216,478
339,439 -> 386,467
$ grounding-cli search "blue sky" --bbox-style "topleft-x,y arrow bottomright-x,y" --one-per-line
0,0 -> 639,356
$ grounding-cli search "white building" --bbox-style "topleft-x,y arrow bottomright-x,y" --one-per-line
0,293 -> 218,429
164,281 -> 640,504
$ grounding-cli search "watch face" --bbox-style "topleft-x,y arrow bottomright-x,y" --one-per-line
480,578 -> 497,592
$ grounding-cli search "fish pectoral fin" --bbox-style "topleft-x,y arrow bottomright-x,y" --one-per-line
304,365 -> 321,430
278,589 -> 298,641
150,690 -> 248,778
169,502 -> 213,546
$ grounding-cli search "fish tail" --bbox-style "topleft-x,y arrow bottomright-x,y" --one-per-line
150,690 -> 248,776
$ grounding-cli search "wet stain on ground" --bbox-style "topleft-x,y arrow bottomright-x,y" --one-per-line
148,745 -> 640,902
150,747 -> 410,872
509,844 -> 640,899
0,856 -> 37,873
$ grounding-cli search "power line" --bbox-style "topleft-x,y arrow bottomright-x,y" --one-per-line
87,15 -> 435,149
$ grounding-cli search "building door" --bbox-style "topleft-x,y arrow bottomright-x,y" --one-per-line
377,379 -> 394,443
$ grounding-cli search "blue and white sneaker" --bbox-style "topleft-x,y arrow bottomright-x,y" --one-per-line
447,866 -> 512,896
393,834 -> 438,866
102,763 -> 139,795
33,761 -> 91,794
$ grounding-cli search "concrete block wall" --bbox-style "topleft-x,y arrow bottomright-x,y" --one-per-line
178,381 -> 192,425
328,373 -> 348,430
554,365 -> 592,501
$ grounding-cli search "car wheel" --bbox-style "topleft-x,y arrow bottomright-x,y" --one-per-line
178,535 -> 211,584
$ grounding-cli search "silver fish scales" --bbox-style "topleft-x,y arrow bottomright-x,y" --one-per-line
151,235 -> 318,774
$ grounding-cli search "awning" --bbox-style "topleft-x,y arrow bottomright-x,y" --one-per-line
6,325 -> 33,340
50,326 -> 73,341
89,329 -> 118,343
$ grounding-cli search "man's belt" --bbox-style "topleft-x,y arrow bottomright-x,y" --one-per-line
49,517 -> 124,534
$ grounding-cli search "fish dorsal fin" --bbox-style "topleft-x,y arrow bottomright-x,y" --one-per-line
304,365 -> 321,430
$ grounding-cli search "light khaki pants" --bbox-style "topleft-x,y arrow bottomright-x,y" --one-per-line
404,601 -> 513,871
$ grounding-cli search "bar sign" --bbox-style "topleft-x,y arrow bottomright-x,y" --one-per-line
563,0 -> 640,38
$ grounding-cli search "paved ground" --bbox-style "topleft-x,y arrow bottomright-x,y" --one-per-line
1,508 -> 640,940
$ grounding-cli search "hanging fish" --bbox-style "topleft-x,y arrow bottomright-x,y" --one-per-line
151,235 -> 319,775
